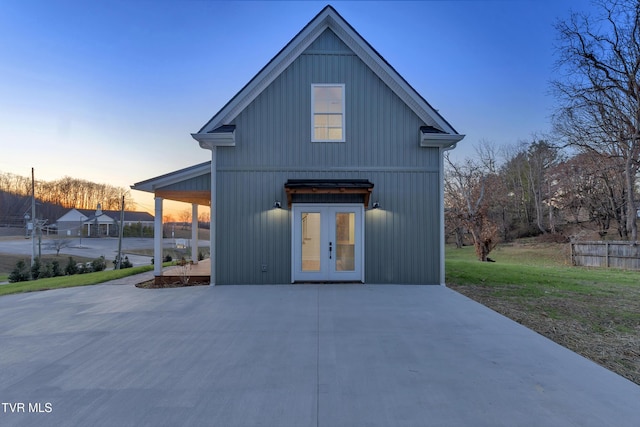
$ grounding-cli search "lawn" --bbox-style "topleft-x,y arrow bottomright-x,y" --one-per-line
0,265 -> 155,297
446,242 -> 640,385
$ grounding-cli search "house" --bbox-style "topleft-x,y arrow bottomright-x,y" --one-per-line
132,5 -> 464,285
56,204 -> 154,238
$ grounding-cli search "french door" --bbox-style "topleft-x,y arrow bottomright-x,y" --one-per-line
292,204 -> 364,282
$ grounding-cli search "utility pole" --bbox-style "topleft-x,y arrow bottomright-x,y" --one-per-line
31,167 -> 36,268
116,195 -> 125,269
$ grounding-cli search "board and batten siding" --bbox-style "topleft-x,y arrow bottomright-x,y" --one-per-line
214,28 -> 442,284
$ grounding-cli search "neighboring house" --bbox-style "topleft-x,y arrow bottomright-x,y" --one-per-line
133,5 -> 464,285
56,204 -> 154,238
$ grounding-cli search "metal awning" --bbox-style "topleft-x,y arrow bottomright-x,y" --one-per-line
284,179 -> 374,209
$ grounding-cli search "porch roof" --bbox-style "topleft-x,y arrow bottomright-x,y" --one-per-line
131,162 -> 211,205
284,179 -> 374,209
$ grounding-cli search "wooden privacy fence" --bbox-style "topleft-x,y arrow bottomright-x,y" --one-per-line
570,241 -> 640,270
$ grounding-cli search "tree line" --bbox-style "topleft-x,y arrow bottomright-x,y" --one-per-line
0,172 -> 134,210
446,0 -> 640,260
0,172 -> 134,227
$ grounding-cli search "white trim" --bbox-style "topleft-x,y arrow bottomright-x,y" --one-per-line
191,131 -> 235,149
209,149 -> 217,286
191,204 -> 199,264
154,197 -> 163,277
421,133 -> 465,149
311,83 -> 346,142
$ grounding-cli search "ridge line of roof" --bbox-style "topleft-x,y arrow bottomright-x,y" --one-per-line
195,5 -> 459,136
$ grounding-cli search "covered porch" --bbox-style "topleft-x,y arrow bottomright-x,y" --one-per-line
131,162 -> 212,285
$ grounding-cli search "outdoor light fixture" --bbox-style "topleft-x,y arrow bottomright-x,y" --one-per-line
372,201 -> 380,209
273,201 -> 282,209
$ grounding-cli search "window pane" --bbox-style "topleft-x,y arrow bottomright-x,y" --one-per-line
301,213 -> 321,271
314,86 -> 342,113
335,212 -> 355,271
327,114 -> 342,126
327,128 -> 342,140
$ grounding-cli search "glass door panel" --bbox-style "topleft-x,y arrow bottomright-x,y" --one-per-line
301,212 -> 321,271
335,212 -> 355,271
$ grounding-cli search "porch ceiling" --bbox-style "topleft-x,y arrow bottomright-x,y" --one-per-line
154,189 -> 211,206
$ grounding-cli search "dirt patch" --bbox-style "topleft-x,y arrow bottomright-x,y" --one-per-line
135,279 -> 209,289
449,283 -> 640,386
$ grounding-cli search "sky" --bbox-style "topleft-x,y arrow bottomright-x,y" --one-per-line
0,0 -> 598,214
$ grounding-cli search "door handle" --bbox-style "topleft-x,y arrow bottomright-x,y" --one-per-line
329,241 -> 332,259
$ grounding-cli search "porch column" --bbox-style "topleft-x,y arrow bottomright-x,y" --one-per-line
191,203 -> 198,264
154,196 -> 163,277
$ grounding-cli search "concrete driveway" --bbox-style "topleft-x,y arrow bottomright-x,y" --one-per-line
1,283 -> 638,427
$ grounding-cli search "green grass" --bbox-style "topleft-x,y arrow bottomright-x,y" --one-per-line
0,265 -> 154,297
445,244 -> 639,297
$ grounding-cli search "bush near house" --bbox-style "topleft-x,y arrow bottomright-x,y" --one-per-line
8,255 -> 110,283
8,260 -> 30,283
113,255 -> 133,269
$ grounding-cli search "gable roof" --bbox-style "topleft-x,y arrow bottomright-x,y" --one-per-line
192,5 -> 464,149
57,209 -> 154,224
132,161 -> 211,192
131,162 -> 212,205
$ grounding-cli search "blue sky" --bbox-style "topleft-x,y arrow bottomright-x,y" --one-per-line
0,0 -> 595,213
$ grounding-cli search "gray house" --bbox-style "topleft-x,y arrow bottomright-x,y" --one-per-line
133,5 -> 464,285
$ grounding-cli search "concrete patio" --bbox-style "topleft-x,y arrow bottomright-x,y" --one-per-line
0,282 -> 638,426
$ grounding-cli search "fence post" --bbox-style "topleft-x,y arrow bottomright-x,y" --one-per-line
570,242 -> 574,266
605,241 -> 609,268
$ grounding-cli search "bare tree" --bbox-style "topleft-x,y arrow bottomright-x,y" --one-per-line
178,209 -> 191,230
445,153 -> 501,261
46,238 -> 74,256
553,0 -> 640,240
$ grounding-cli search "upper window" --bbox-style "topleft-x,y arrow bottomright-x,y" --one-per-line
312,84 -> 345,142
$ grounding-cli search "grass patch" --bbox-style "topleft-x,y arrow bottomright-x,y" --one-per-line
0,265 -> 154,297
446,243 -> 640,385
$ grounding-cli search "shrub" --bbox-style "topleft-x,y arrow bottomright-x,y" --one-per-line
163,254 -> 172,263
65,257 -> 78,275
92,256 -> 107,272
38,262 -> 53,279
9,260 -> 30,283
76,263 -> 89,274
51,260 -> 63,277
121,256 -> 133,268
113,255 -> 133,269
31,257 -> 41,280
198,251 -> 204,261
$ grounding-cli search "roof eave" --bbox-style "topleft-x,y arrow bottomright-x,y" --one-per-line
420,134 -> 465,149
131,161 -> 212,193
191,132 -> 236,150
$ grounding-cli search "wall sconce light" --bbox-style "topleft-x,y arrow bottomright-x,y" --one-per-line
273,201 -> 282,209
372,201 -> 380,209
